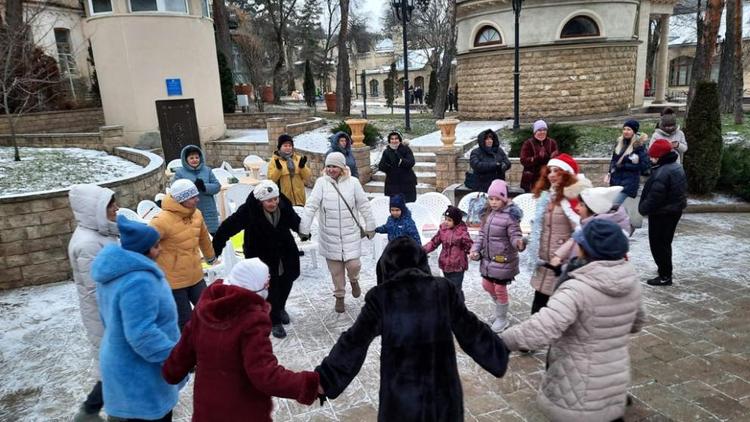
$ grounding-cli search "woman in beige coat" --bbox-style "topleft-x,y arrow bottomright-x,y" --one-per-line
502,219 -> 645,422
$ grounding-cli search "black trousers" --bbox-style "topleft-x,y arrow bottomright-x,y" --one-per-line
267,274 -> 295,325
647,212 -> 682,279
126,410 -> 172,422
82,380 -> 103,413
531,291 -> 550,314
172,280 -> 207,331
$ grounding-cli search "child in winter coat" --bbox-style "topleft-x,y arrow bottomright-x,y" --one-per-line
92,215 -> 183,422
423,205 -> 473,293
470,180 -> 525,332
150,179 -> 216,331
162,258 -> 320,422
268,134 -> 312,206
173,144 -> 221,235
374,193 -> 421,245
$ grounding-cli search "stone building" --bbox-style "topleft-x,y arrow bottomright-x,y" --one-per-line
455,0 -> 679,119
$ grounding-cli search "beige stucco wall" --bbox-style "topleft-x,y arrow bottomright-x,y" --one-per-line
84,0 -> 225,146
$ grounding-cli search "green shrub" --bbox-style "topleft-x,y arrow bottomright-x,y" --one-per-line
717,141 -> 750,200
684,81 -> 723,194
330,121 -> 382,148
509,124 -> 580,157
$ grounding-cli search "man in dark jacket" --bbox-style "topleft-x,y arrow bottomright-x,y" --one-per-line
316,237 -> 510,421
639,139 -> 687,286
212,180 -> 302,338
378,131 -> 418,202
469,129 -> 511,193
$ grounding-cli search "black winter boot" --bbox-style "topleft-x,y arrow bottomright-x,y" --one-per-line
280,309 -> 291,325
647,275 -> 672,286
272,324 -> 287,338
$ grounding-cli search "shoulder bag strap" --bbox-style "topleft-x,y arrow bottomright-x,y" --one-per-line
329,181 -> 365,233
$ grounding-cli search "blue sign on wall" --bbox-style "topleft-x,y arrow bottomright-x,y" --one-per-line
166,79 -> 182,96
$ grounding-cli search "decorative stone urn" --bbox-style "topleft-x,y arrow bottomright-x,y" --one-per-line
345,118 -> 368,148
436,118 -> 460,150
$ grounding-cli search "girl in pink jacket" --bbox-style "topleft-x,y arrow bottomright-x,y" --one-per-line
423,206 -> 473,298
470,180 -> 525,332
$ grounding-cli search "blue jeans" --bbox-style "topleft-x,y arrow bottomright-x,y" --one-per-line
172,280 -> 207,331
443,272 -> 465,301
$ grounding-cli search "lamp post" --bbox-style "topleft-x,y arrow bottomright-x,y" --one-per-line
512,0 -> 523,132
361,70 -> 368,118
391,0 -> 414,132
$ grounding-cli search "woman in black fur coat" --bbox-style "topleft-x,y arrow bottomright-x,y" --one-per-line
315,237 -> 510,421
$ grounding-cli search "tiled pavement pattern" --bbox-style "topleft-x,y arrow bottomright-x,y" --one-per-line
0,214 -> 748,421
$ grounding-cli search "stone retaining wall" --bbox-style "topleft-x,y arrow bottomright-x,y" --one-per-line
0,108 -> 105,135
0,148 -> 165,290
0,126 -> 123,153
456,42 -> 638,119
223,110 -> 311,129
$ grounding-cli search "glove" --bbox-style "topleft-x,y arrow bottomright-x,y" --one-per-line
366,231 -> 376,240
194,178 -> 206,192
299,156 -> 308,169
274,159 -> 282,170
299,233 -> 311,241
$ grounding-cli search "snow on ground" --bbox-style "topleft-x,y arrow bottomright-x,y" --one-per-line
222,129 -> 268,143
409,120 -> 512,147
0,147 -> 144,197
291,123 -> 339,153
3,212 -> 748,421
687,193 -> 745,205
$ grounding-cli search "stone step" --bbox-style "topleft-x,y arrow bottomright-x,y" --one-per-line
413,152 -> 436,163
372,171 -> 436,186
363,181 -> 435,194
414,162 -> 436,171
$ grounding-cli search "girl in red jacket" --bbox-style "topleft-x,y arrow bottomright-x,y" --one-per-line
423,205 -> 473,297
162,258 -> 320,422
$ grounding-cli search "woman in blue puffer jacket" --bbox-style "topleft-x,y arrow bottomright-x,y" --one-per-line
327,131 -> 358,178
174,144 -> 221,234
607,120 -> 650,206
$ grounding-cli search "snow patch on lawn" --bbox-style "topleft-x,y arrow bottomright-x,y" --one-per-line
687,193 -> 745,205
291,123 -> 339,154
0,147 -> 144,197
409,120 -> 512,147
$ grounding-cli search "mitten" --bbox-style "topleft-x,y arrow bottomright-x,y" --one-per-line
274,159 -> 282,170
299,156 -> 308,169
194,178 -> 206,192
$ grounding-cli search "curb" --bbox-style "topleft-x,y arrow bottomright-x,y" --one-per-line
685,203 -> 750,213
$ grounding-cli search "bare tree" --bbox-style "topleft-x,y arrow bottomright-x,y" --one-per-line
213,0 -> 233,60
320,0 -> 341,92
421,0 -> 457,119
233,9 -> 273,111
718,0 -> 743,122
335,0 -> 351,115
1,4 -> 64,161
645,18 -> 663,88
688,0 -> 726,107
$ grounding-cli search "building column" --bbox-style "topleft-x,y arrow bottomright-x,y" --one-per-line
653,14 -> 671,104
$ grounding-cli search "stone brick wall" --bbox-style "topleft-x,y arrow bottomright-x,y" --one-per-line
0,126 -> 124,154
456,42 -> 638,119
0,148 -> 166,290
223,110 -> 311,129
0,108 -> 105,135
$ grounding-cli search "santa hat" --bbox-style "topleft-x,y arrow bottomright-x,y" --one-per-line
547,153 -> 579,175
225,258 -> 270,294
580,186 -> 624,215
649,139 -> 673,159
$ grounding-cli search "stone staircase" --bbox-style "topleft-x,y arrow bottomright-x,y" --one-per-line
364,152 -> 438,195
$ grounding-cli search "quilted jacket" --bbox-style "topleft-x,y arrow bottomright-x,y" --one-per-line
423,222 -> 473,273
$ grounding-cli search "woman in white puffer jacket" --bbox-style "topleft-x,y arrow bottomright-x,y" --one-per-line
300,152 -> 376,313
67,183 -> 120,421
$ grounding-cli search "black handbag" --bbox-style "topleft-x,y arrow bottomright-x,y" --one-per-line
464,171 -> 478,190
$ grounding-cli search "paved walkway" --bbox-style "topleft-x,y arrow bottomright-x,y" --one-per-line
1,213 -> 748,421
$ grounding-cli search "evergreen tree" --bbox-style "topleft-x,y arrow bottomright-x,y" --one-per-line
297,0 -> 324,65
217,51 -> 236,113
303,59 -> 316,108
684,81 -> 723,194
425,69 -> 437,108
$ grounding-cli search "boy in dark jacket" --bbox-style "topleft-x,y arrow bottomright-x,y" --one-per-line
316,237 -> 510,421
639,139 -> 687,286
162,258 -> 320,422
374,194 -> 420,245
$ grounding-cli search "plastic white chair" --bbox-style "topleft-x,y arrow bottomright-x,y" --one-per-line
369,196 -> 391,260
167,158 -> 182,172
259,162 -> 269,178
512,193 -> 538,235
243,155 -> 266,170
221,161 -> 245,177
205,241 -> 241,284
212,168 -> 233,185
293,206 -> 319,269
224,184 -> 253,216
407,202 -> 439,243
457,192 -> 487,213
154,193 -> 166,203
137,200 -> 161,221
416,192 -> 452,223
116,208 -> 144,222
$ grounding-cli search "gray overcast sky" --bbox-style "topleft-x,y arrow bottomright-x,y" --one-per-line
355,0 -> 385,31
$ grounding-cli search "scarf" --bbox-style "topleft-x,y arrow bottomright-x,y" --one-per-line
279,150 -> 296,178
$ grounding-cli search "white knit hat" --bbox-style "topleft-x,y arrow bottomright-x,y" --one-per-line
225,258 -> 270,297
253,180 -> 279,202
325,152 -> 347,169
580,186 -> 624,215
170,179 -> 199,203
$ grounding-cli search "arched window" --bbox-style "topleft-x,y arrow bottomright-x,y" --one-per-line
474,26 -> 502,47
669,56 -> 692,86
560,16 -> 600,38
370,79 -> 379,97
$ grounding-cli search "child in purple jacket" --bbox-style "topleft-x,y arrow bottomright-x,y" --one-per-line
423,206 -> 473,296
470,180 -> 525,332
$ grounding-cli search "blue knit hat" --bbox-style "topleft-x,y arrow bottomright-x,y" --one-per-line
623,119 -> 640,133
117,214 -> 160,254
572,219 -> 628,260
389,194 -> 407,213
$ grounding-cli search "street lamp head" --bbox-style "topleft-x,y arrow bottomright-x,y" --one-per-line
512,0 -> 524,14
391,0 -> 414,22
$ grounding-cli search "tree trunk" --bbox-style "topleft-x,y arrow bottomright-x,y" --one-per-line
432,0 -> 457,119
719,0 -> 737,112
212,0 -> 232,61
3,93 -> 20,161
732,0 -> 744,124
273,33 -> 285,103
284,40 -> 296,93
645,18 -> 662,88
5,0 -> 23,32
335,0 -> 351,116
688,0 -> 726,108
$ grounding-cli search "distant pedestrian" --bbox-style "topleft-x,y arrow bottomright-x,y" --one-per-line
173,144 -> 221,235
378,131 -> 418,202
68,184 -> 119,422
520,120 -> 559,192
469,129 -> 511,193
447,88 -> 455,112
650,112 -> 688,163
92,215 -> 183,422
423,205 -> 473,296
162,258 -> 321,422
268,134 -> 312,206
639,139 -> 687,286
